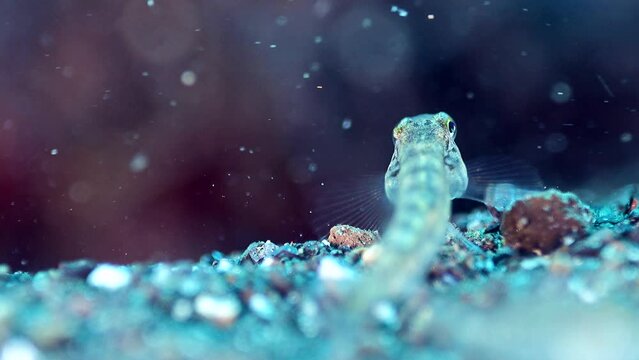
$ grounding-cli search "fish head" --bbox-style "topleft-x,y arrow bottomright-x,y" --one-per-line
384,112 -> 468,203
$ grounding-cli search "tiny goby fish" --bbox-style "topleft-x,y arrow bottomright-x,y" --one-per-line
331,113 -> 469,359
364,112 -> 467,301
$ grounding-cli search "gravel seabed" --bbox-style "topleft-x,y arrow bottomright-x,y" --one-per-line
1,188 -> 639,360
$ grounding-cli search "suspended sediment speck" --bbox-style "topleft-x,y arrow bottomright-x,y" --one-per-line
129,153 -> 149,173
620,132 -> 633,143
550,82 -> 572,104
275,16 -> 288,26
180,70 -> 197,86
390,5 -> 408,17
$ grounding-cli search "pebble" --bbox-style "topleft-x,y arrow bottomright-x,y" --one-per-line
242,241 -> 280,264
501,190 -> 592,255
171,298 -> 193,322
0,338 -> 40,360
194,294 -> 241,327
317,257 -> 353,281
86,264 -> 132,291
371,301 -> 399,329
248,293 -> 275,320
327,225 -> 379,248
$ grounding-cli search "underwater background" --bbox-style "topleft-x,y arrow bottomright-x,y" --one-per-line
0,0 -> 638,271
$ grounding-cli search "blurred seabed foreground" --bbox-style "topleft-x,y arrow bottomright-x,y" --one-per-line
0,188 -> 639,359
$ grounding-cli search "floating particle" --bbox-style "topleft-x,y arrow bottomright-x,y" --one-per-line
129,152 -> 149,172
620,132 -> 633,143
303,72 -> 310,79
342,118 -> 352,130
61,65 -> 74,78
545,132 -> 568,153
50,148 -> 58,156
239,146 -> 246,152
69,181 -> 93,203
147,0 -> 154,6
180,70 -> 197,86
521,50 -> 528,56
313,0 -> 331,18
316,85 -> 323,89
426,14 -> 435,20
314,35 -> 323,44
275,15 -> 288,26
362,18 -> 373,28
269,44 -> 277,49
3,119 -> 13,131
87,264 -> 132,291
308,163 -> 318,172
141,71 -> 149,77
310,62 -> 321,72
466,92 -> 475,100
596,74 -> 615,98
390,5 -> 408,17
550,82 -> 572,104
169,100 -> 178,107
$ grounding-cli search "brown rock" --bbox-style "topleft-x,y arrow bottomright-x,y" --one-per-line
500,190 -> 592,255
327,225 -> 379,248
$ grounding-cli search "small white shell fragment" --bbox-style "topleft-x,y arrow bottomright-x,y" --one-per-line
87,264 -> 132,291
194,294 -> 241,327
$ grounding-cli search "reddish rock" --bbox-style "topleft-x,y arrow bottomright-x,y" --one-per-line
500,190 -> 593,255
327,225 -> 380,248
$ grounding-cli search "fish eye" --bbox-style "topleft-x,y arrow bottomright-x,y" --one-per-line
447,119 -> 456,136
